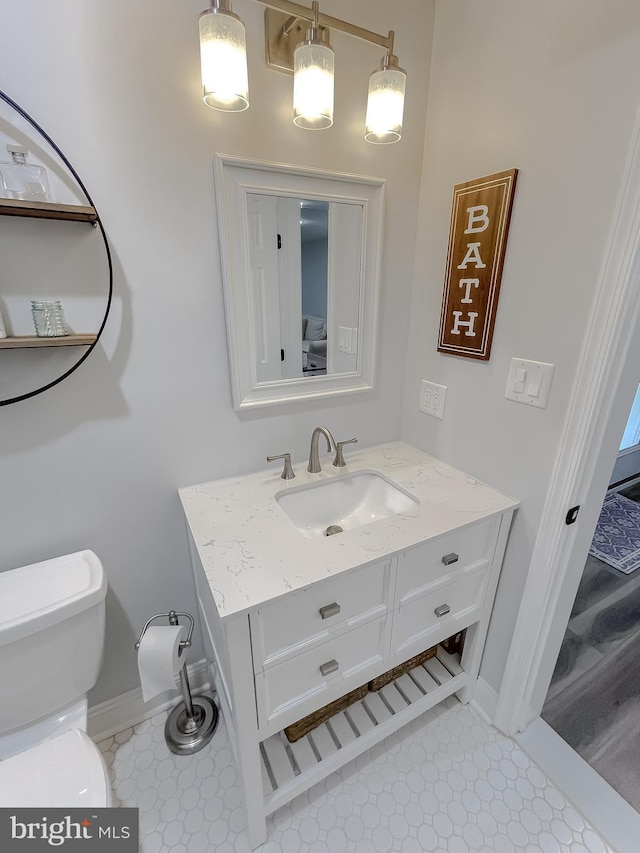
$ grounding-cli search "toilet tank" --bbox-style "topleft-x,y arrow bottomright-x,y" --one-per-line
0,550 -> 107,735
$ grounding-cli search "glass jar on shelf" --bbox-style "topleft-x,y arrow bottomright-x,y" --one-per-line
0,145 -> 51,202
31,300 -> 69,337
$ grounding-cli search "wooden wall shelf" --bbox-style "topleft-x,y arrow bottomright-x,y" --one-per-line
0,334 -> 97,349
0,198 -> 98,223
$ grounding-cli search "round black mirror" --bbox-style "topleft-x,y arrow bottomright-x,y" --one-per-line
0,90 -> 112,406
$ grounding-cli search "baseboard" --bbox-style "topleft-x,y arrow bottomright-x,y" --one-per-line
470,676 -> 499,723
88,659 -> 214,742
516,716 -> 640,853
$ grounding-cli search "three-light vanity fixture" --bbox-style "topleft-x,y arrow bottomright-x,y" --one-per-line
198,0 -> 406,143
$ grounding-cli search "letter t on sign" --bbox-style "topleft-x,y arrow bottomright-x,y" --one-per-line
437,169 -> 518,361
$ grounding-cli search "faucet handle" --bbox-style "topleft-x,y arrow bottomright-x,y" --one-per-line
333,438 -> 358,468
267,453 -> 295,480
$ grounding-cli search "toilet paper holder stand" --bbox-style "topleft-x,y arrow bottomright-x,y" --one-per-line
135,610 -> 218,756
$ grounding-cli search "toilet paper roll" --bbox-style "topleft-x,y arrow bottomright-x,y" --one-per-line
137,625 -> 187,703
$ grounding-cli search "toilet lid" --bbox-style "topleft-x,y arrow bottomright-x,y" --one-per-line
0,729 -> 111,807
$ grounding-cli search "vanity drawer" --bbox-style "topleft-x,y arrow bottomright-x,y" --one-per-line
391,566 -> 489,665
256,617 -> 388,735
395,518 -> 498,607
251,558 -> 391,672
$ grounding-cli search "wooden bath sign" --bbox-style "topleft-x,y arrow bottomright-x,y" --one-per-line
437,168 -> 518,360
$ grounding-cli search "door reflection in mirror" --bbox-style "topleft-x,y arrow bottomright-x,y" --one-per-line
301,200 -> 328,377
247,194 -> 360,383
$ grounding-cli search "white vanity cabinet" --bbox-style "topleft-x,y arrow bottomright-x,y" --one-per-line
179,442 -> 518,849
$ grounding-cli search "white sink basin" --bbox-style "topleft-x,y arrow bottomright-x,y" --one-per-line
276,470 -> 419,539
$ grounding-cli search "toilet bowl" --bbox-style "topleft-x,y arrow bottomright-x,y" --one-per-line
0,550 -> 112,807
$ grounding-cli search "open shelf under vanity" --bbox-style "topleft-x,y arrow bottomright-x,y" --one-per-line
259,645 -> 465,813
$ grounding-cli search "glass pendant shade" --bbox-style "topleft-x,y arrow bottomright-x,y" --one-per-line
293,32 -> 334,130
365,58 -> 406,144
199,4 -> 249,112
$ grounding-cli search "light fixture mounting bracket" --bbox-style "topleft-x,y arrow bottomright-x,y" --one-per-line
264,8 -> 329,74
260,0 -> 393,74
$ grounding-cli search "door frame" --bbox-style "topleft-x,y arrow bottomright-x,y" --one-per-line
494,107 -> 640,735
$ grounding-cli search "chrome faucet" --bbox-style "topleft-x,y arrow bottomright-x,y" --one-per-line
307,426 -> 336,473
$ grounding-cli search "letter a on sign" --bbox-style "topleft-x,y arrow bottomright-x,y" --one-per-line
437,169 -> 518,360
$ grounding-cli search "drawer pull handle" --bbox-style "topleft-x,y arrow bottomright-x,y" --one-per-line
434,604 -> 451,618
320,659 -> 339,676
442,553 -> 459,566
319,602 -> 341,620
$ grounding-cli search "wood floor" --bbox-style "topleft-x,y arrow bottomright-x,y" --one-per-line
542,482 -> 640,812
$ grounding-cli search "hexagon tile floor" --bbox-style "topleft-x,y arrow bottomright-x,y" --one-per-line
98,695 -> 615,853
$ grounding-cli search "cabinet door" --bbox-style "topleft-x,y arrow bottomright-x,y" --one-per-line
256,617 -> 388,736
251,558 -> 391,672
390,567 -> 489,665
395,518 -> 498,608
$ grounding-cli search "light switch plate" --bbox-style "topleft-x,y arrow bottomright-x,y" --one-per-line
338,326 -> 353,354
505,358 -> 555,408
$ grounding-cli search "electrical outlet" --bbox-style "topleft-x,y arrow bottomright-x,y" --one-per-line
419,380 -> 447,419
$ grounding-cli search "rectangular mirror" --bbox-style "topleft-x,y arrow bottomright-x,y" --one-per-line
214,155 -> 385,410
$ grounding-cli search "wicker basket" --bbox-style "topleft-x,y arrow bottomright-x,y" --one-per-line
367,645 -> 438,692
283,644 -> 440,742
284,683 -> 369,743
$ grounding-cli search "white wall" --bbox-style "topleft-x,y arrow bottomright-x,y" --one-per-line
0,0 -> 434,705
402,0 -> 640,691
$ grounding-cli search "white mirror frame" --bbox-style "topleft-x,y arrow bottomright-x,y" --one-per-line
214,154 -> 385,411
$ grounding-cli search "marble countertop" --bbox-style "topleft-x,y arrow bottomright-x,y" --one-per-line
178,441 -> 519,621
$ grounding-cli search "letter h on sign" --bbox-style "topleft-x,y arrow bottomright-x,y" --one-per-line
437,169 -> 518,361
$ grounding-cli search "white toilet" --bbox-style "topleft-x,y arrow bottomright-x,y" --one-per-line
0,550 -> 112,807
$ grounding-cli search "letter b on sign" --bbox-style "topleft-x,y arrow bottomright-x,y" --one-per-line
464,205 -> 490,234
